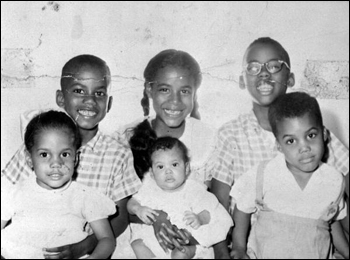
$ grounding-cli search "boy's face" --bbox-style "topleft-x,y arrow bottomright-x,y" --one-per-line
26,129 -> 77,190
276,113 -> 325,175
150,146 -> 189,191
146,66 -> 196,129
241,43 -> 294,107
57,66 -> 112,131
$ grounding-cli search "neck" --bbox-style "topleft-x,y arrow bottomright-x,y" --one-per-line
152,118 -> 186,139
79,126 -> 99,146
252,102 -> 272,132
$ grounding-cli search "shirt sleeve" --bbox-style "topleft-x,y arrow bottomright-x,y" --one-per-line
325,130 -> 349,176
1,178 -> 16,221
230,165 -> 258,214
107,146 -> 142,202
82,187 -> 117,223
1,144 -> 33,184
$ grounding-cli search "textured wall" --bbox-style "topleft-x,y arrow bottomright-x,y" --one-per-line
1,1 -> 349,168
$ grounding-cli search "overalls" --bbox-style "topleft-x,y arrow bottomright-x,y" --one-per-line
247,161 -> 345,259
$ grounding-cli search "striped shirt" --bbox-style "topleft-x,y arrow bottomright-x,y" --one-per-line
1,131 -> 142,203
212,110 -> 349,212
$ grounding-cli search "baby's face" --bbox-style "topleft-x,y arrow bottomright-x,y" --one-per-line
242,42 -> 291,107
275,113 -> 325,175
150,146 -> 188,191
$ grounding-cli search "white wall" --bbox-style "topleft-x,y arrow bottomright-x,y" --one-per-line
1,1 -> 349,168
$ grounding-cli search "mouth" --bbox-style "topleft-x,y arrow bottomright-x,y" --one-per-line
48,173 -> 64,180
257,81 -> 274,95
164,109 -> 182,117
300,156 -> 314,164
78,109 -> 97,117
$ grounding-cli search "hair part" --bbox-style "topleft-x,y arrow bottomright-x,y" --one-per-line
245,37 -> 291,68
141,49 -> 202,118
148,136 -> 190,165
60,54 -> 111,90
268,92 -> 323,137
24,110 -> 81,153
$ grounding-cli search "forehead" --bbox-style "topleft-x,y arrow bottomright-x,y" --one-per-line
62,66 -> 109,89
277,113 -> 320,133
34,128 -> 75,146
154,66 -> 196,86
244,43 -> 286,63
151,146 -> 183,161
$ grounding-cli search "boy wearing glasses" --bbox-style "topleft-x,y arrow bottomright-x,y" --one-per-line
210,37 -> 349,258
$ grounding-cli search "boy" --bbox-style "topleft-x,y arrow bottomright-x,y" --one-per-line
1,54 -> 142,258
210,37 -> 349,258
230,92 -> 348,258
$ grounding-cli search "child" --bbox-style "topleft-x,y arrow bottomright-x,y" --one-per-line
115,49 -> 221,257
1,110 -> 116,259
127,137 -> 233,259
1,54 -> 142,258
230,92 -> 348,259
210,37 -> 349,255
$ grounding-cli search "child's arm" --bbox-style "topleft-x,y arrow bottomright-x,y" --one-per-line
331,220 -> 349,259
183,210 -> 210,230
86,218 -> 116,259
230,206 -> 251,259
127,197 -> 158,225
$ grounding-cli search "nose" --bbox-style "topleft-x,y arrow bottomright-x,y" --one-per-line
169,91 -> 181,104
165,168 -> 173,174
51,155 -> 63,168
82,94 -> 97,105
259,63 -> 271,79
299,140 -> 311,153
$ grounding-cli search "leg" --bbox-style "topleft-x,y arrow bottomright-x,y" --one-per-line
171,245 -> 196,259
131,239 -> 156,259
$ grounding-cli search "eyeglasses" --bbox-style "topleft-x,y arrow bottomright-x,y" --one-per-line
244,60 -> 290,76
65,89 -> 108,100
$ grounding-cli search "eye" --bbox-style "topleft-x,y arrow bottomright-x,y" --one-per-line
157,165 -> 164,170
308,133 -> 317,139
72,89 -> 85,95
40,152 -> 49,158
95,91 -> 107,97
181,89 -> 192,95
172,162 -> 179,167
286,139 -> 295,145
159,88 -> 169,93
61,152 -> 71,158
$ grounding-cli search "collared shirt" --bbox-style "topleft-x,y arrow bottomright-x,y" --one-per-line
213,110 -> 349,212
2,130 -> 142,203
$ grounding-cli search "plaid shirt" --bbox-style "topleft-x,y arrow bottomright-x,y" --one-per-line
213,110 -> 349,212
2,131 -> 142,203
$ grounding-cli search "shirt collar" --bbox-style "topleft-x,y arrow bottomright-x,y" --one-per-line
79,130 -> 103,151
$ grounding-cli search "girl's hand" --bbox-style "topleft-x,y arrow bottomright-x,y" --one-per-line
183,211 -> 201,229
230,246 -> 250,259
136,206 -> 158,225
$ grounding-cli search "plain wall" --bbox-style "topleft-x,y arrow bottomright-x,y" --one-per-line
1,1 -> 349,168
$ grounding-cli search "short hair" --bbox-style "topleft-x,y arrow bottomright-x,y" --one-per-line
25,110 -> 81,153
148,136 -> 190,165
60,54 -> 111,89
268,92 -> 323,137
244,37 -> 291,68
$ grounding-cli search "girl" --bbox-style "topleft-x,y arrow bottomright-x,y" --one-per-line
1,110 -> 116,259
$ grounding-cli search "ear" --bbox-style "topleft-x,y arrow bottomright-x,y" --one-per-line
107,96 -> 113,113
323,126 -> 328,142
149,167 -> 155,179
286,72 -> 295,88
185,162 -> 190,176
25,149 -> 34,170
56,90 -> 65,108
74,152 -> 80,168
145,84 -> 153,99
276,140 -> 282,152
239,75 -> 245,90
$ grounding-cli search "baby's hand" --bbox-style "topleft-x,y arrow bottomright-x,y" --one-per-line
136,206 -> 158,225
183,211 -> 201,230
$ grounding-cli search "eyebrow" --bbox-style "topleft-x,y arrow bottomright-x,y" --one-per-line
281,126 -> 319,139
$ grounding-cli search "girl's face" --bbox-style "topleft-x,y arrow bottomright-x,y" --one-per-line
57,66 -> 112,132
150,146 -> 189,191
27,129 -> 77,190
276,113 -> 325,176
147,66 -> 197,129
241,43 -> 293,108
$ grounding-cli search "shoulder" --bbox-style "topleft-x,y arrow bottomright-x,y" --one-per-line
96,131 -> 132,156
319,163 -> 344,182
217,112 -> 253,135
